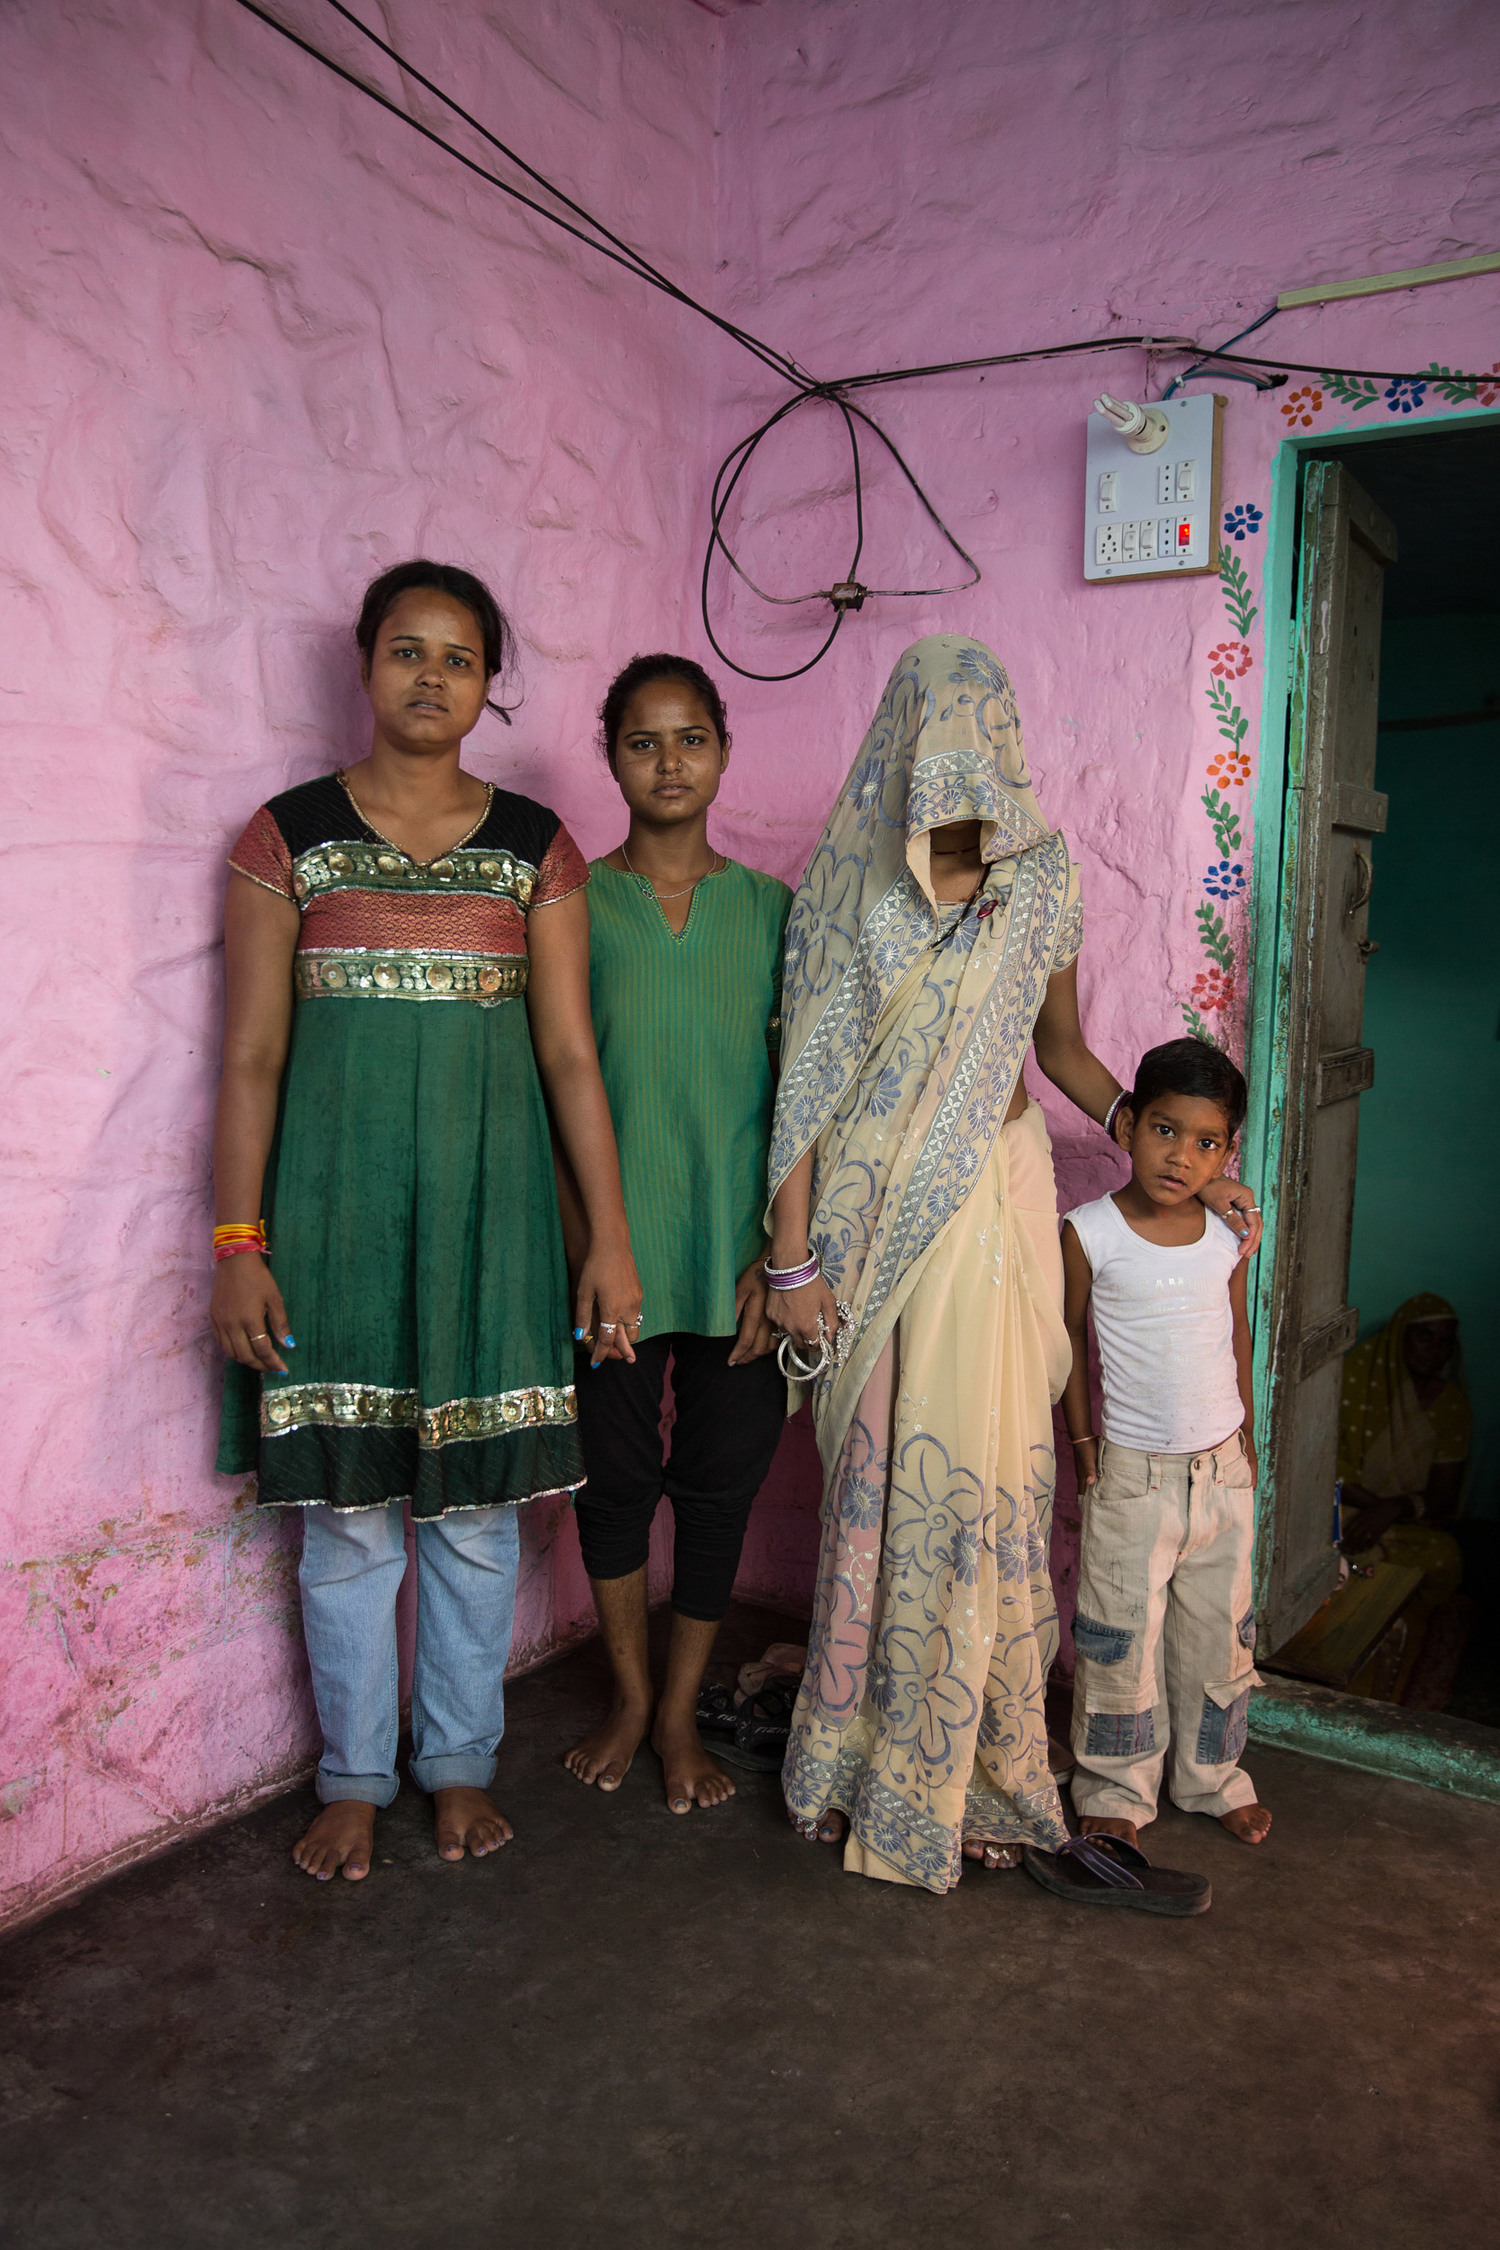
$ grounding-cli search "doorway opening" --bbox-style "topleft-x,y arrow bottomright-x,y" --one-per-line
1249,417 -> 1500,1730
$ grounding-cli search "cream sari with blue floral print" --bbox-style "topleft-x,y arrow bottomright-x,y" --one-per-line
773,636 -> 1082,1889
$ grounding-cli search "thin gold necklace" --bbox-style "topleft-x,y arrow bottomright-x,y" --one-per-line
621,842 -> 723,901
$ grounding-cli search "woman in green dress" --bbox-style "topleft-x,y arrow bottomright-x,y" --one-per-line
560,655 -> 792,1815
212,559 -> 640,1882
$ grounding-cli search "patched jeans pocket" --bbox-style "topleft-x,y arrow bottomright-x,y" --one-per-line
1073,1613 -> 1133,1666
1196,1668 -> 1261,1766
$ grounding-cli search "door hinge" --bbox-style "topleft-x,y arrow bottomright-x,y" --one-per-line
1299,1304 -> 1359,1379
1317,1046 -> 1375,1105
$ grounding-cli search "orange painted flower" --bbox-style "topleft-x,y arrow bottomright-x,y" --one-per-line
1281,385 -> 1323,429
1209,640 -> 1253,679
1192,965 -> 1235,1014
1207,747 -> 1252,787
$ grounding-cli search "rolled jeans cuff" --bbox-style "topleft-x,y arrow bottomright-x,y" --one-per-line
409,1751 -> 498,1796
316,1770 -> 400,1810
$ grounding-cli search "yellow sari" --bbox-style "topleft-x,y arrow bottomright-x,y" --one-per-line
772,636 -> 1082,1891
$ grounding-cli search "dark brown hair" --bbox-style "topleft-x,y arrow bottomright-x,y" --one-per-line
1128,1037 -> 1248,1137
354,560 -> 514,682
598,653 -> 729,768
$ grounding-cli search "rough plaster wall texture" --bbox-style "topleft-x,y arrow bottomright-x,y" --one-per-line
0,0 -> 725,1929
704,0 -> 1500,1614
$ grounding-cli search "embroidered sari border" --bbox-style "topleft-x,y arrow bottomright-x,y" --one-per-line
262,1380 -> 577,1446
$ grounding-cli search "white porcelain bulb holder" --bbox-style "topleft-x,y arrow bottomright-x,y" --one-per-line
1092,392 -> 1171,454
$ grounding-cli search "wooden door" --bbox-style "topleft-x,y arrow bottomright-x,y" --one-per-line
1260,460 -> 1397,1650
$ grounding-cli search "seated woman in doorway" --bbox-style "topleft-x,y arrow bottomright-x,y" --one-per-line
1338,1293 -> 1470,1696
1339,1294 -> 1469,1542
561,655 -> 792,1815
766,635 -> 1262,1893
213,560 -> 640,1883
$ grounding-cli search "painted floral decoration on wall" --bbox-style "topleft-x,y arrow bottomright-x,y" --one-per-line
1184,345 -> 1497,1059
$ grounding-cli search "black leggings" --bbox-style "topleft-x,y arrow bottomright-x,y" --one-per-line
572,1333 -> 786,1622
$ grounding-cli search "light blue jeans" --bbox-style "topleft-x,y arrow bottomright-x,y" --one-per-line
297,1500 -> 520,1807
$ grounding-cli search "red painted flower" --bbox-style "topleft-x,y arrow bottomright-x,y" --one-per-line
1281,385 -> 1323,429
1207,747 -> 1252,787
1209,640 -> 1253,679
1192,965 -> 1235,1014
1476,362 -> 1500,408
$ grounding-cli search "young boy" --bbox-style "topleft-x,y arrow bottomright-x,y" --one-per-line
1061,1037 -> 1272,1849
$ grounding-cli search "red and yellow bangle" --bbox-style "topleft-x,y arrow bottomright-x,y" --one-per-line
213,1222 -> 267,1262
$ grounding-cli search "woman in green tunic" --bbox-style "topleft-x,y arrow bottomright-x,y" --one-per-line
212,560 -> 641,1882
560,655 -> 792,1814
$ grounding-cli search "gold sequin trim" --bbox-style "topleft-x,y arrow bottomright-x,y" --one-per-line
261,1381 -> 576,1447
290,843 -> 537,908
294,950 -> 528,1004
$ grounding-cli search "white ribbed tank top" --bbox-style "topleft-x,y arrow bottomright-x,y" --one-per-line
1065,1193 -> 1244,1455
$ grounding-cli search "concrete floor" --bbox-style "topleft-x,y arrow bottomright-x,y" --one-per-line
2,1600 -> 1497,2250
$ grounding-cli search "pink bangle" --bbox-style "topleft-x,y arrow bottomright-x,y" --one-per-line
213,1239 -> 267,1262
764,1255 -> 821,1291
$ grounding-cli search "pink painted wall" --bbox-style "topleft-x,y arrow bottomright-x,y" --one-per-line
0,0 -> 726,1932
709,0 -> 1500,1643
4,0 -> 1499,1927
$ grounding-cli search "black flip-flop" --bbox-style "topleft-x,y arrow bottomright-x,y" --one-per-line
1021,1834 -> 1211,1916
711,1677 -> 800,1773
694,1681 -> 739,1739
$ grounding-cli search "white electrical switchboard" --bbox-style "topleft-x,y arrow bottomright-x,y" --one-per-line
1083,393 -> 1225,583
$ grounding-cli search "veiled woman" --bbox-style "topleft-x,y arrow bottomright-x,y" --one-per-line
766,635 -> 1259,1892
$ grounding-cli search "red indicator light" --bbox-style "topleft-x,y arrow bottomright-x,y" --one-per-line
1177,520 -> 1192,549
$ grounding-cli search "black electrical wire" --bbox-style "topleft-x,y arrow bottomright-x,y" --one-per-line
230,2 -> 1499,684
233,0 -> 805,388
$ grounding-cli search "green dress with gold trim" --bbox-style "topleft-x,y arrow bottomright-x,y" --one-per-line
216,771 -> 585,1516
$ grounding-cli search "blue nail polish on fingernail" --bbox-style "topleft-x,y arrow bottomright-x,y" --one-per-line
573,1327 -> 585,1341
283,1335 -> 296,1348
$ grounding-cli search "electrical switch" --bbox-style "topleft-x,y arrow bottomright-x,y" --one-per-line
1083,392 -> 1223,582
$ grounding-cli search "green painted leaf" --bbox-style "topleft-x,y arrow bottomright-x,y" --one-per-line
1194,901 -> 1236,973
1420,361 -> 1481,404
1202,787 -> 1243,855
1217,546 -> 1258,638
1319,370 -> 1380,413
1181,1004 -> 1225,1050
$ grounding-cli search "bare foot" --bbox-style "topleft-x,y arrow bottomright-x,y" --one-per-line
1220,1803 -> 1272,1845
1080,1815 -> 1140,1849
564,1698 -> 652,1793
652,1713 -> 735,1813
962,1839 -> 1022,1870
293,1801 -> 375,1882
790,1805 -> 847,1846
433,1785 -> 512,1861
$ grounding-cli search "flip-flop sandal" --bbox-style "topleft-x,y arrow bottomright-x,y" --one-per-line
712,1678 -> 800,1773
1021,1834 -> 1211,1916
694,1681 -> 740,1739
734,1676 -> 799,1757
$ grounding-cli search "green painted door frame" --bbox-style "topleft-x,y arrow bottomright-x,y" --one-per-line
1241,408 -> 1500,1802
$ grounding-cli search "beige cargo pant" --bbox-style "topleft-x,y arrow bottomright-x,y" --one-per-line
1070,1431 -> 1260,1825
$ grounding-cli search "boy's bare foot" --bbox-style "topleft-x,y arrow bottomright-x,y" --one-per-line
564,1697 -> 653,1792
961,1839 -> 1022,1869
1220,1803 -> 1272,1845
1080,1815 -> 1140,1849
652,1713 -> 735,1813
293,1801 -> 375,1882
790,1806 -> 847,1845
433,1785 -> 512,1861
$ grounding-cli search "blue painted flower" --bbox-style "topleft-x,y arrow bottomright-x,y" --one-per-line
1204,859 -> 1246,899
1384,378 -> 1427,415
1223,504 -> 1263,541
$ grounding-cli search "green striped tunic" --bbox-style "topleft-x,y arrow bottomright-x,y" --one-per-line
588,857 -> 792,1342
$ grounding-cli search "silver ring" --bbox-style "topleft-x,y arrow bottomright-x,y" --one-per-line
599,1321 -> 617,1334
251,1333 -> 268,1341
